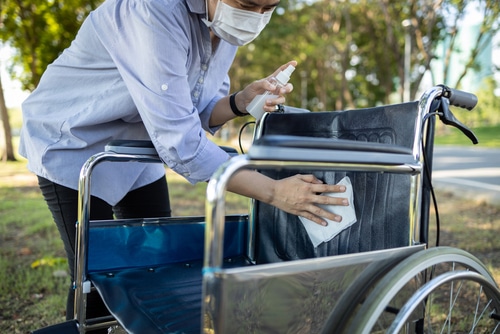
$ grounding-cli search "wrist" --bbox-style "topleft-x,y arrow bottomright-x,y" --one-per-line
229,91 -> 248,117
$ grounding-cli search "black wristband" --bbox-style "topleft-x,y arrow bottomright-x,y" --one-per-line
229,92 -> 247,117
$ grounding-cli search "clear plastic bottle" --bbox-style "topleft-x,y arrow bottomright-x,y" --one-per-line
246,64 -> 295,119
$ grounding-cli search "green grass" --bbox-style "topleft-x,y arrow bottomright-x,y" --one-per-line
0,183 -> 68,332
166,169 -> 250,216
434,124 -> 500,147
1,112 -> 498,331
0,161 -> 249,333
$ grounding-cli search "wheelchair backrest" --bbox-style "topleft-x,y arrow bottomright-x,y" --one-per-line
253,102 -> 419,263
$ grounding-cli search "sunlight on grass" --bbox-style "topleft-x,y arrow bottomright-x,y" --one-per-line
435,124 -> 500,147
166,169 -> 249,216
0,254 -> 67,331
486,264 -> 500,284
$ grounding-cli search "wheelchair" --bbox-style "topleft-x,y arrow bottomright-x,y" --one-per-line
33,85 -> 500,334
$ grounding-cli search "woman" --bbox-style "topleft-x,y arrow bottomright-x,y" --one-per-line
19,0 -> 348,330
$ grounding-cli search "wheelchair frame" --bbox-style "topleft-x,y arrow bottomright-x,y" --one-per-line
33,85 -> 500,333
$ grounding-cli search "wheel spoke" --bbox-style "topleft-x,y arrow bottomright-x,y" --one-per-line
469,286 -> 490,333
344,248 -> 500,334
493,319 -> 500,333
440,277 -> 463,334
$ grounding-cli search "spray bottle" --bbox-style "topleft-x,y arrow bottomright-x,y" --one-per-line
246,64 -> 296,119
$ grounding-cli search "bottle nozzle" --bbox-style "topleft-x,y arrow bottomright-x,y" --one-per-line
284,64 -> 295,76
275,65 -> 295,85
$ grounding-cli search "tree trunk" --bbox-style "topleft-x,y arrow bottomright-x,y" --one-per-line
0,74 -> 16,161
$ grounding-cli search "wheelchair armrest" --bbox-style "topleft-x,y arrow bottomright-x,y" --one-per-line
105,140 -> 159,156
219,145 -> 239,156
105,140 -> 239,157
248,135 -> 416,165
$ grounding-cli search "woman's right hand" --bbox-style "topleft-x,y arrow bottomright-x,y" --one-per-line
269,174 -> 348,226
237,60 -> 298,113
227,170 -> 349,226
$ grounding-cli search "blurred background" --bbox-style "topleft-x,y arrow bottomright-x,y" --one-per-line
1,2 -> 499,331
1,0 -> 500,159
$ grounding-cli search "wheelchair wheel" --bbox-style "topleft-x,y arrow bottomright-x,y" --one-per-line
319,248 -> 420,334
342,247 -> 500,333
387,270 -> 500,333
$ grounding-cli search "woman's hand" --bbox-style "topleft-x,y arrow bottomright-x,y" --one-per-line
270,174 -> 348,226
227,170 -> 348,226
236,60 -> 297,113
209,60 -> 297,126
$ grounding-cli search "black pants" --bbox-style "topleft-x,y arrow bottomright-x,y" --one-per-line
38,176 -> 171,332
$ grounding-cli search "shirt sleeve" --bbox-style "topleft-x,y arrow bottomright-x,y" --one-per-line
90,0 -> 232,183
199,74 -> 230,135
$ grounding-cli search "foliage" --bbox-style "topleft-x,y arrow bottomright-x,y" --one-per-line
231,0 -> 443,110
474,77 -> 500,125
0,0 -> 102,91
0,0 -> 499,120
436,0 -> 500,90
231,0 -> 500,113
454,77 -> 500,127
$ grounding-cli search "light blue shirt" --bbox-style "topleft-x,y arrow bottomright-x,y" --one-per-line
19,0 -> 237,205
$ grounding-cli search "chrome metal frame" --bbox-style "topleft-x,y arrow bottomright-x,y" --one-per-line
71,86 -> 452,333
202,86 -> 449,331
74,151 -> 161,333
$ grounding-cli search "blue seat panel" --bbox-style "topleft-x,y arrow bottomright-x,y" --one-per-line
87,215 -> 251,333
88,215 -> 248,272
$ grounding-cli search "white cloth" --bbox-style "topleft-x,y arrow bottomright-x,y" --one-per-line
299,176 -> 357,247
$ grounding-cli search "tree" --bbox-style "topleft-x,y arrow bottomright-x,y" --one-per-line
232,0 -> 499,111
0,73 -> 13,161
232,0 -> 439,110
0,0 -> 102,160
0,0 -> 102,90
432,0 -> 500,91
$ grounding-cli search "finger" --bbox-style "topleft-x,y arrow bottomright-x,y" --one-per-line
300,205 -> 343,226
301,212 -> 329,226
296,174 -> 323,184
255,79 -> 275,94
314,193 -> 349,206
264,97 -> 286,111
280,60 -> 297,71
311,183 -> 347,195
271,60 -> 298,78
279,83 -> 294,95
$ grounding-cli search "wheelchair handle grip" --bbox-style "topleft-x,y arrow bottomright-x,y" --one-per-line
446,87 -> 478,111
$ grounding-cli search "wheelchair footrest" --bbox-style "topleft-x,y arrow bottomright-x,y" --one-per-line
31,320 -> 79,334
91,255 -> 251,334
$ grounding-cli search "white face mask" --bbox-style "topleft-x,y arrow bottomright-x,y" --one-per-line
202,0 -> 274,46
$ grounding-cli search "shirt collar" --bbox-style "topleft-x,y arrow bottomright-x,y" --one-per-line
186,0 -> 206,15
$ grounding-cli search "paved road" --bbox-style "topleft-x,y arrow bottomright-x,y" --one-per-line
432,146 -> 500,205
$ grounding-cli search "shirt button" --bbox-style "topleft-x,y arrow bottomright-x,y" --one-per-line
182,172 -> 190,177
198,77 -> 204,84
161,84 -> 168,91
193,91 -> 199,97
201,64 -> 208,71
